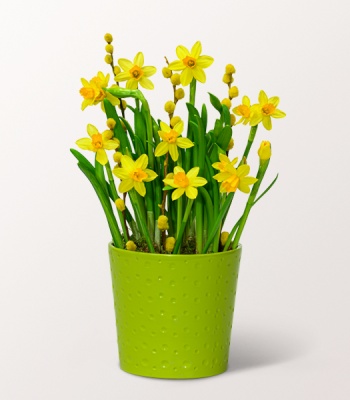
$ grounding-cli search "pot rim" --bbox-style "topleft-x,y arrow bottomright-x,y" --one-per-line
108,242 -> 242,258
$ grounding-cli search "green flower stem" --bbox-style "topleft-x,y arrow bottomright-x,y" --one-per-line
77,163 -> 123,249
174,199 -> 194,254
232,159 -> 270,249
198,187 -> 214,230
202,192 -> 234,254
223,216 -> 242,252
129,189 -> 155,253
195,195 -> 203,253
239,125 -> 258,165
176,196 -> 183,239
189,79 -> 197,106
104,162 -> 129,241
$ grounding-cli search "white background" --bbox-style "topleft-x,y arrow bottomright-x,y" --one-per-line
1,0 -> 350,399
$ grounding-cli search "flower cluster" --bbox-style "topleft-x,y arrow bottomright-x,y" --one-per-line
72,35 -> 286,254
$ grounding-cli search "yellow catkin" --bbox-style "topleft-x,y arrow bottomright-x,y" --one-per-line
103,130 -> 114,140
162,67 -> 172,78
106,118 -> 116,129
105,44 -> 114,54
165,237 -> 176,252
170,73 -> 181,86
222,73 -> 233,84
115,198 -> 126,211
105,54 -> 113,64
230,113 -> 236,127
157,215 -> 169,230
118,100 -> 127,110
221,98 -> 232,108
113,152 -> 123,163
126,240 -> 137,251
104,33 -> 113,43
164,101 -> 176,114
113,66 -> 121,75
170,116 -> 181,127
227,138 -> 234,151
229,86 -> 239,99
175,88 -> 185,100
225,64 -> 236,74
220,231 -> 230,246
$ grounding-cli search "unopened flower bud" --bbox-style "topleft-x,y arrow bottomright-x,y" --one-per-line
170,116 -> 181,127
222,73 -> 233,84
113,66 -> 121,75
115,198 -> 126,211
126,240 -> 137,251
105,44 -> 114,54
258,141 -> 272,161
229,86 -> 239,99
103,129 -> 114,140
164,100 -> 176,114
227,138 -> 234,151
221,98 -> 232,108
170,73 -> 181,86
104,33 -> 113,43
106,118 -> 116,129
113,151 -> 123,163
230,113 -> 236,126
225,64 -> 236,74
165,237 -> 176,252
220,231 -> 230,246
158,215 -> 169,230
105,54 -> 113,64
162,67 -> 172,78
175,88 -> 185,100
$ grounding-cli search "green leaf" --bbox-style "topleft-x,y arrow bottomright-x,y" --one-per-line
216,125 -> 232,152
213,119 -> 223,138
221,104 -> 231,126
209,93 -> 222,112
134,107 -> 147,149
253,174 -> 279,205
70,149 -> 94,174
201,103 -> 208,132
163,185 -> 175,191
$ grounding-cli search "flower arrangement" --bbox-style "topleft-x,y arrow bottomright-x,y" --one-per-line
71,34 -> 286,255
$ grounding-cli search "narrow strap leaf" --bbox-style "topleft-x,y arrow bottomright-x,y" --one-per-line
253,174 -> 279,205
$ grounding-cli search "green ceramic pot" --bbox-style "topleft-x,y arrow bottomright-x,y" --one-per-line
109,243 -> 242,379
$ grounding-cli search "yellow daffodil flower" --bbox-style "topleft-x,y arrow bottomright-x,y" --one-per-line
163,166 -> 207,200
212,153 -> 238,173
168,41 -> 214,86
250,90 -> 286,130
79,72 -> 120,111
232,96 -> 256,125
115,52 -> 156,90
213,163 -> 258,194
113,154 -> 157,197
76,124 -> 120,165
155,121 -> 194,161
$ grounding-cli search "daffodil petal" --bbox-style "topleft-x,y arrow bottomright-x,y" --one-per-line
196,55 -> 214,68
180,68 -> 194,86
160,121 -> 171,132
134,181 -> 146,196
81,78 -> 89,87
81,99 -> 93,111
120,155 -> 135,172
144,169 -> 158,182
104,139 -> 120,150
272,109 -> 286,118
142,66 -> 156,77
174,166 -> 185,174
96,149 -> 108,165
259,90 -> 268,105
168,144 -> 179,161
172,188 -> 185,200
191,41 -> 202,58
238,183 -> 250,194
262,116 -> 272,130
134,52 -> 144,67
87,124 -> 98,137
139,77 -> 154,90
163,178 -> 176,187
168,60 -> 185,71
114,71 -> 130,82
192,66 -> 206,83
76,138 -> 93,150
126,79 -> 138,89
135,154 -> 148,170
105,92 -> 120,106
176,137 -> 194,149
155,142 -> 169,157
185,186 -> 198,199
119,178 -> 134,193
242,177 -> 258,185
242,96 -> 251,106
113,167 -> 129,180
213,172 -> 231,182
176,45 -> 190,59
118,58 -> 133,71
250,112 -> 262,126
174,120 -> 184,135
269,96 -> 280,107
187,167 -> 199,179
237,164 -> 250,178
219,154 -> 230,163
192,177 -> 207,187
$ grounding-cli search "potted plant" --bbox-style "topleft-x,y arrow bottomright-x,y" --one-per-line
71,33 -> 286,379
